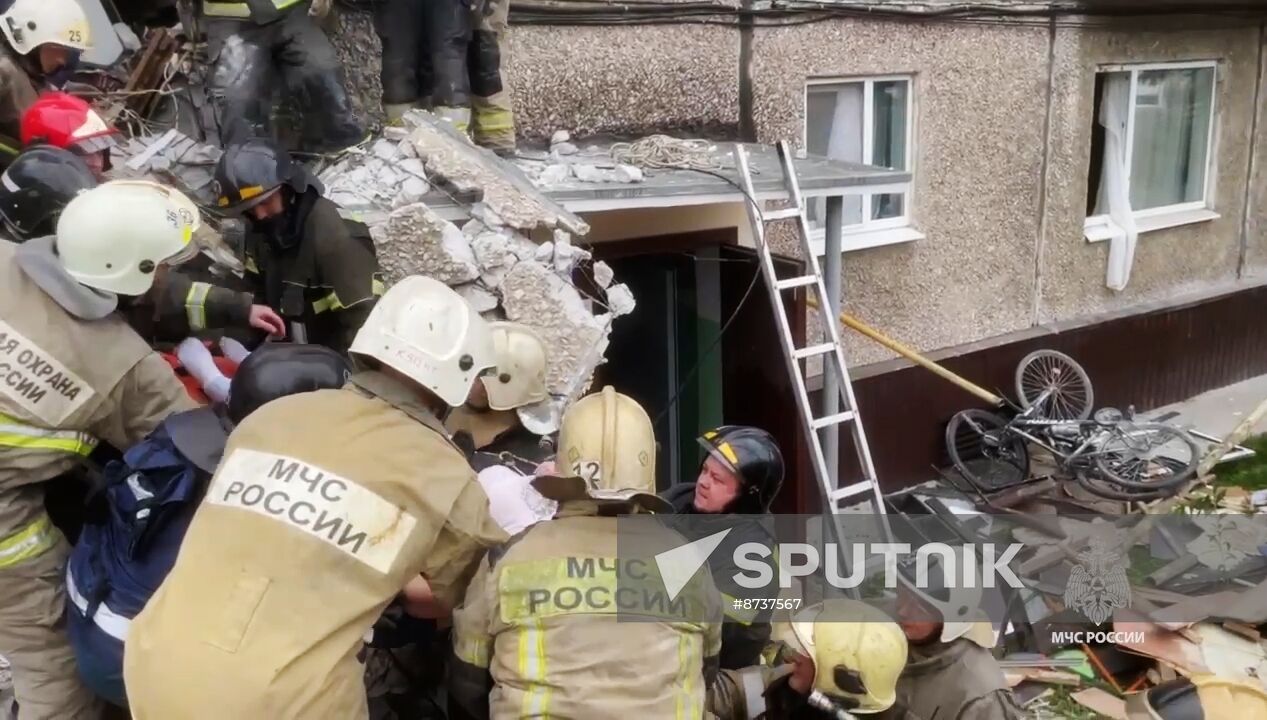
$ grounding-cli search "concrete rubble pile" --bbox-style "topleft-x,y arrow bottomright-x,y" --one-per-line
110,114 -> 638,431
317,111 -> 637,431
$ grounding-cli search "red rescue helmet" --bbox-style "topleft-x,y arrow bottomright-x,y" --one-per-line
21,92 -> 120,160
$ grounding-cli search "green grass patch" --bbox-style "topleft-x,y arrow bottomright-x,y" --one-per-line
1033,686 -> 1110,719
1212,433 -> 1267,492
1126,545 -> 1169,585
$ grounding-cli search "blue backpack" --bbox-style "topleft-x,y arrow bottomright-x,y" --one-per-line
65,419 -> 210,707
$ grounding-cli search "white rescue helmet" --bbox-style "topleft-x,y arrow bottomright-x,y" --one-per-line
349,275 -> 496,407
55,180 -> 201,296
895,546 -> 997,649
0,0 -> 92,55
482,321 -> 548,411
773,599 -> 907,714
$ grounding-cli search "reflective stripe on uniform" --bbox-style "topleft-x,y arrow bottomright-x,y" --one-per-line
313,288 -> 380,315
518,618 -> 550,717
66,566 -> 131,641
473,108 -> 515,133
201,2 -> 251,16
675,631 -> 701,720
311,291 -> 343,315
203,0 -> 302,17
185,282 -> 212,331
738,666 -> 768,719
454,634 -> 490,667
0,514 -> 57,568
0,413 -> 97,456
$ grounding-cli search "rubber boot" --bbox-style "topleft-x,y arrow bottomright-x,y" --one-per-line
434,106 -> 472,138
384,103 -> 414,125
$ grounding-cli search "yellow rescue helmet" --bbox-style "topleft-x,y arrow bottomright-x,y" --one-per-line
482,321 -> 549,411
773,599 -> 907,714
531,386 -> 669,512
1126,674 -> 1267,719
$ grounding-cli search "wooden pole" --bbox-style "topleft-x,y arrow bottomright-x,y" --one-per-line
805,294 -> 1005,406
1197,396 -> 1267,477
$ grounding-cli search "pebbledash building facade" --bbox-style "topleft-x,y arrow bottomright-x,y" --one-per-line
329,1 -> 1267,510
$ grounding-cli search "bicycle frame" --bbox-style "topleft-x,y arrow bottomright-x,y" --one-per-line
1001,389 -> 1110,469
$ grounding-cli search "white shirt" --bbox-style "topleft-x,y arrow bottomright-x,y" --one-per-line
476,465 -> 558,535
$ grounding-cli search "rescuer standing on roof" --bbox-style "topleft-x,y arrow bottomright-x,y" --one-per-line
214,137 -> 383,356
21,91 -> 120,179
0,0 -> 90,158
65,344 -> 350,711
376,0 -> 515,153
663,425 -> 785,670
200,0 -> 364,152
708,599 -> 911,719
449,386 -> 723,719
123,276 -> 509,719
0,180 -> 202,719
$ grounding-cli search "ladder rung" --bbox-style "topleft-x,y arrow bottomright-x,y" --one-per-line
812,410 -> 856,429
793,342 -> 836,360
762,207 -> 803,222
776,275 -> 818,291
829,481 -> 875,503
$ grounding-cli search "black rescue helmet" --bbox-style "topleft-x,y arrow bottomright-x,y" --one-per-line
226,344 -> 351,424
697,425 -> 785,512
214,138 -> 295,215
0,145 -> 97,241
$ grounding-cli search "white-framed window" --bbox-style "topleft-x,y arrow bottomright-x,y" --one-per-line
804,76 -> 919,251
1085,61 -> 1219,240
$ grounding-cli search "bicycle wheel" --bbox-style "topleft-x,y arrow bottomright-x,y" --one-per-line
945,409 -> 1031,491
1075,470 -> 1182,502
1015,350 -> 1094,421
1093,423 -> 1199,490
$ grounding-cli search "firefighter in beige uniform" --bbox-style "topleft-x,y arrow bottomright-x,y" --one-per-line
449,386 -> 723,719
124,275 -> 509,719
0,181 -> 201,719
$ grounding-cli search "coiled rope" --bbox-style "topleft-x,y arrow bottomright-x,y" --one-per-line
609,135 -> 723,171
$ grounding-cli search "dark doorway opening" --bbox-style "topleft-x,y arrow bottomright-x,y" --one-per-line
593,229 -> 807,513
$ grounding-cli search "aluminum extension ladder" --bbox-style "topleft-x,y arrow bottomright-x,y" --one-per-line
734,141 -> 887,519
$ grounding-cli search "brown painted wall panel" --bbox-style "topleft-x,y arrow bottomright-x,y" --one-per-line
811,285 -> 1267,502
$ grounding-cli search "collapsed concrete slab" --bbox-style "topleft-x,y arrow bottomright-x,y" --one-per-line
400,110 -> 590,236
501,260 -> 611,397
371,203 -> 480,285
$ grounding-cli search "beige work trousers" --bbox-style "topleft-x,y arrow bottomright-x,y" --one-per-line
471,0 -> 515,151
0,534 -> 103,720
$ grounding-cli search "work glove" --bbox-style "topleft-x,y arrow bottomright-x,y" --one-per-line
309,0 -> 332,20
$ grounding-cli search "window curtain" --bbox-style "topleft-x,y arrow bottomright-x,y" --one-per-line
826,86 -> 865,225
1129,69 -> 1212,211
872,80 -> 908,221
1097,74 -> 1138,292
